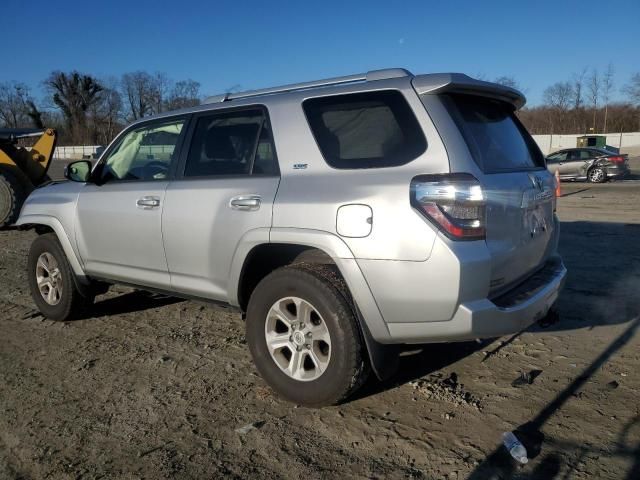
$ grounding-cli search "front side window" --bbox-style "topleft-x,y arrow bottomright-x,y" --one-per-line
99,120 -> 185,182
303,90 -> 427,169
184,109 -> 277,177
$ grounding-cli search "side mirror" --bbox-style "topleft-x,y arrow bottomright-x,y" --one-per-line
64,160 -> 92,182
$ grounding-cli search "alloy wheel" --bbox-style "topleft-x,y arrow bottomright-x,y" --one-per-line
264,296 -> 331,382
35,252 -> 63,306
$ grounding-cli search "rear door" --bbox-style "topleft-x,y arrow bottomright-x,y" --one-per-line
162,107 -> 280,301
441,94 -> 556,293
563,149 -> 591,177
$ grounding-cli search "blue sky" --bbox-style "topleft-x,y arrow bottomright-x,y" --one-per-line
4,0 -> 639,106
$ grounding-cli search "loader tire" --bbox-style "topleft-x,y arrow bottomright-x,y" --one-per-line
0,168 -> 27,228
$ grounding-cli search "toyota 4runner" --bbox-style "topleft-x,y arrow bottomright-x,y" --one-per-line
18,68 -> 566,406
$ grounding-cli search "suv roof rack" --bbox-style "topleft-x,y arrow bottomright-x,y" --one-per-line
204,68 -> 412,104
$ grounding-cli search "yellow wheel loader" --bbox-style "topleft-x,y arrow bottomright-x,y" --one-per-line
0,128 -> 56,227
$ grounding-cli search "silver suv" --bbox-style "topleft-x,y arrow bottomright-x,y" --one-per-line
18,68 -> 566,406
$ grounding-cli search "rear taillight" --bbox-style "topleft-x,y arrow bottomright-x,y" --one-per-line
609,156 -> 625,163
411,173 -> 486,240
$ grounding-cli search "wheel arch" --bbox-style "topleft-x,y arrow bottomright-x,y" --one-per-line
230,228 -> 396,380
16,214 -> 89,284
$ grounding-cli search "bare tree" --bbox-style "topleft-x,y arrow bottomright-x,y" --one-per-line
121,71 -> 157,120
26,100 -> 44,129
571,68 -> 588,110
602,63 -> 614,133
622,72 -> 640,130
165,79 -> 201,111
543,82 -> 573,111
623,73 -> 640,105
88,77 -> 123,144
587,68 -> 601,131
45,71 -> 103,144
151,72 -> 171,115
494,76 -> 521,90
0,82 -> 34,128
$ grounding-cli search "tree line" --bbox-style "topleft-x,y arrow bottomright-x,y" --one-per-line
0,71 -> 201,145
1,67 -> 640,146
517,66 -> 640,135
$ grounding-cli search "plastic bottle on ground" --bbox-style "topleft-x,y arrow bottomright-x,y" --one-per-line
503,431 -> 528,464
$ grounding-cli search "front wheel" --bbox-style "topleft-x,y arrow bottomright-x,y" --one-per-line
27,233 -> 95,320
246,264 -> 369,407
588,167 -> 606,183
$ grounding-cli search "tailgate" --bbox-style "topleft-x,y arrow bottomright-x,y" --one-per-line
483,171 -> 556,293
440,93 -> 557,293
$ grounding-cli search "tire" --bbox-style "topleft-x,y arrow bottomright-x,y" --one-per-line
27,233 -> 95,321
588,167 -> 606,183
246,264 -> 369,407
0,168 -> 27,227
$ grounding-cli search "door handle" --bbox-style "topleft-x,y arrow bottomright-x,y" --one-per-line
229,195 -> 261,211
136,196 -> 161,209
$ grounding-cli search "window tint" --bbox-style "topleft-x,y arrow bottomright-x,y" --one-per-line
442,94 -> 544,172
303,90 -> 426,169
185,110 -> 271,177
99,120 -> 185,182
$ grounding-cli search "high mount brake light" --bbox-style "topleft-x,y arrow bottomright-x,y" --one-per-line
411,173 -> 486,240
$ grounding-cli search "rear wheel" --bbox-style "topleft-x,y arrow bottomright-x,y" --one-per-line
246,264 -> 369,407
588,167 -> 606,183
27,233 -> 95,320
0,168 -> 27,227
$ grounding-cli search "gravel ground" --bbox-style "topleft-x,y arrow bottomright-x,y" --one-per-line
0,164 -> 639,479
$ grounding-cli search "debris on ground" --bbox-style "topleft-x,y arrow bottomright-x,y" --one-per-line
511,369 -> 543,388
502,431 -> 528,464
409,372 -> 482,410
235,421 -> 266,435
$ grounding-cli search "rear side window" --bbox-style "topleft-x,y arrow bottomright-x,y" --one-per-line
303,90 -> 426,169
442,94 -> 544,172
568,150 -> 592,160
184,109 -> 279,177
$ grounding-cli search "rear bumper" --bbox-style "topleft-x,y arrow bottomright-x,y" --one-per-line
606,166 -> 630,179
372,257 -> 567,344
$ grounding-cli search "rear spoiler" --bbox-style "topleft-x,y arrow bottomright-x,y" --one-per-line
411,73 -> 526,110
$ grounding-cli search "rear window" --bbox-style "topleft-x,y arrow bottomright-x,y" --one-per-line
442,94 -> 544,172
303,90 -> 426,169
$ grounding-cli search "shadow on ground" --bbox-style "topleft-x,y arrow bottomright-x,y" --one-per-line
466,316 -> 640,480
78,290 -> 183,320
354,220 -> 639,401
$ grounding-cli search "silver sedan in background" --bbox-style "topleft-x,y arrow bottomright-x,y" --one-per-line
546,147 -> 630,183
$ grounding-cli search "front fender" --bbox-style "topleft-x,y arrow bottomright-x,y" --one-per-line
16,214 -> 89,284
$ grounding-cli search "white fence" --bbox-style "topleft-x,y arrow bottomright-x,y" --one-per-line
53,145 -> 101,160
532,132 -> 640,155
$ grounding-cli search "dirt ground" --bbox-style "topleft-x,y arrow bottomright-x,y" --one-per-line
1,162 -> 639,479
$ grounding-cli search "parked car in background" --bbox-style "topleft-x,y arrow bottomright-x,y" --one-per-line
546,147 -> 630,183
